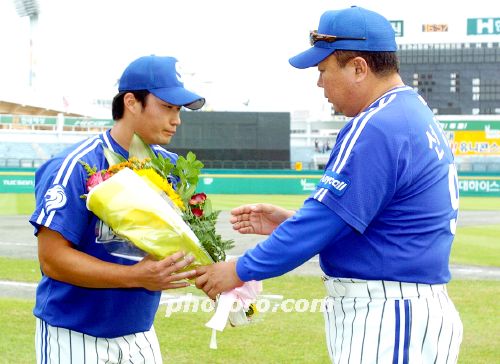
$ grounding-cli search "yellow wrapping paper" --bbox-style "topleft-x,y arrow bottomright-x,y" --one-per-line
86,168 -> 213,267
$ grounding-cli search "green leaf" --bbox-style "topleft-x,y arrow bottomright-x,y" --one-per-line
103,147 -> 126,166
203,198 -> 213,216
183,204 -> 234,262
150,154 -> 175,179
129,145 -> 232,263
129,134 -> 156,160
78,160 -> 98,176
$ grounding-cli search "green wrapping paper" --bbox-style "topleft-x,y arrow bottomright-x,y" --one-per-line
86,167 -> 213,268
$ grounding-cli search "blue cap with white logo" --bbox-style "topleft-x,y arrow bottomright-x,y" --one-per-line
289,6 -> 397,69
119,55 -> 205,110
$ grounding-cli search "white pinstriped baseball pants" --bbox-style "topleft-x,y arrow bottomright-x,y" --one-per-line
35,318 -> 163,364
322,278 -> 463,364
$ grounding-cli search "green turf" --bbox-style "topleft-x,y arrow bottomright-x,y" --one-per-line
0,193 -> 309,215
1,194 -> 499,215
459,197 -> 500,211
1,278 -> 498,363
169,195 -> 500,212
0,257 -> 41,283
209,194 -> 309,210
0,194 -> 498,362
0,299 -> 36,363
0,194 -> 35,215
451,225 -> 500,266
447,280 -> 500,364
0,219 -> 498,284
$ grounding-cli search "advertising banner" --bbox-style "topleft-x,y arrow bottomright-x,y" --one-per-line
440,120 -> 500,156
0,171 -> 35,193
467,18 -> 500,35
1,169 -> 499,197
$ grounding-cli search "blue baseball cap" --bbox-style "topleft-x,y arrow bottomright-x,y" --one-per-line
289,6 -> 397,69
118,55 -> 205,110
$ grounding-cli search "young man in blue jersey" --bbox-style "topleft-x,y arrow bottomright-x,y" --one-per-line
196,6 -> 463,363
30,55 -> 205,363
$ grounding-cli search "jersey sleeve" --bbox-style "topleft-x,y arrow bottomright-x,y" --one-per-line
236,198 -> 350,281
314,118 -> 409,233
29,158 -> 93,246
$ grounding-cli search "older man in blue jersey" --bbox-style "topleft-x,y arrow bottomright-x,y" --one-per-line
196,6 -> 463,363
30,55 -> 204,363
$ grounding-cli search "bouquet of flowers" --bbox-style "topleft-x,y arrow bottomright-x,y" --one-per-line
81,135 -> 261,348
81,134 -> 234,270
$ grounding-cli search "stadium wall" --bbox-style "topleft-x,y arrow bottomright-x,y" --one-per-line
1,168 -> 499,196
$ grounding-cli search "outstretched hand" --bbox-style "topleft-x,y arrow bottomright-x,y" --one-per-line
195,261 -> 243,300
230,203 -> 295,235
131,251 -> 197,291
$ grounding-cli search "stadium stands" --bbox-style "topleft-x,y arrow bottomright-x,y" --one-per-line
0,141 -> 73,168
0,111 -> 499,172
0,142 -> 37,159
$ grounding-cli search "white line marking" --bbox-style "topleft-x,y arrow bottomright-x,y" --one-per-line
0,280 -> 38,288
0,241 -> 36,247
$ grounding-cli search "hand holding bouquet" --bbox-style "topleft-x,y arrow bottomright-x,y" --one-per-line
81,135 -> 261,347
81,134 -> 233,270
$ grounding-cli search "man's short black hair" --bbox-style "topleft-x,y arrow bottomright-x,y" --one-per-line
335,50 -> 400,76
111,90 -> 150,120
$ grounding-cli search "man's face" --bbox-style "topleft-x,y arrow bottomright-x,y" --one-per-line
316,54 -> 358,117
135,94 -> 182,145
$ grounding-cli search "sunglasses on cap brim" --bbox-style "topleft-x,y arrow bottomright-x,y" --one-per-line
309,30 -> 366,46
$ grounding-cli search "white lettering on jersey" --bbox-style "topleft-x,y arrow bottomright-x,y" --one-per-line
426,124 -> 444,160
320,175 -> 348,191
448,163 -> 459,235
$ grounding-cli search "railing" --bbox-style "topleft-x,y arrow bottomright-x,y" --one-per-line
0,158 -> 47,168
456,162 -> 500,173
202,160 -> 315,170
0,158 -> 318,170
1,158 -> 499,172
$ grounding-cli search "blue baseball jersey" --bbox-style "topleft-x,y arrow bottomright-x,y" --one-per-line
237,86 -> 459,284
30,130 -> 179,338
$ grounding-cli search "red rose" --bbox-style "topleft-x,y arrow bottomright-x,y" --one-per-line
189,192 -> 207,206
86,172 -> 104,191
191,207 -> 204,217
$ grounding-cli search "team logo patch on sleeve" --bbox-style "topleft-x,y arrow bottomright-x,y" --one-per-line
317,170 -> 350,196
43,185 -> 67,214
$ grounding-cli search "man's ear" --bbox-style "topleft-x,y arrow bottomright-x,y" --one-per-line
123,92 -> 141,114
352,57 -> 368,80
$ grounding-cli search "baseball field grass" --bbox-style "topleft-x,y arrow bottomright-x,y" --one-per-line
1,193 -> 309,215
1,221 -> 499,284
0,278 -> 498,363
0,194 -> 498,362
1,193 -> 500,215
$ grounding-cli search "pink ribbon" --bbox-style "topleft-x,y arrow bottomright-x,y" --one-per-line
205,280 -> 262,349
